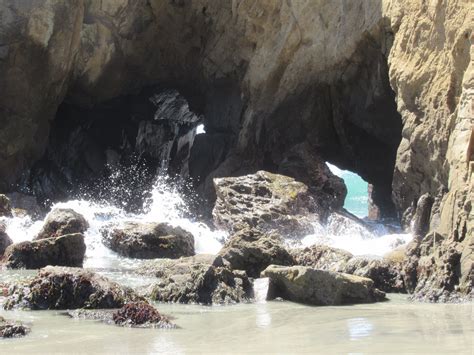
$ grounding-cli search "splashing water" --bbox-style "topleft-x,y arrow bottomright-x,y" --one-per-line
300,215 -> 412,257
2,176 -> 225,269
2,172 -> 412,269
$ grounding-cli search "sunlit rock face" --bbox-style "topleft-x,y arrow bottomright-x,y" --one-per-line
0,1 -> 471,298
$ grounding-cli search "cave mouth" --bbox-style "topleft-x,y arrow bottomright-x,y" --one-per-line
25,86 -> 207,212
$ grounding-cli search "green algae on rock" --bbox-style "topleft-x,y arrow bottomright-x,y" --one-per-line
4,266 -> 140,310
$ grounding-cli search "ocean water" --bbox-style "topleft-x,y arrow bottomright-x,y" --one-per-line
326,163 -> 368,218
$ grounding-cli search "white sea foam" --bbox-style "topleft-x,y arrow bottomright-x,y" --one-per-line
2,176 -> 409,268
3,177 -> 225,268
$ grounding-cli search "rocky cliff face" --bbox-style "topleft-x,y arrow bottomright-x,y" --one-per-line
0,0 -> 472,298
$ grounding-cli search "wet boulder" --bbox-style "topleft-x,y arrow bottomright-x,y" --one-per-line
337,257 -> 405,293
101,221 -> 195,259
291,244 -> 405,293
262,265 -> 386,306
4,266 -> 140,310
3,233 -> 86,269
0,194 -> 12,217
215,229 -> 294,278
0,316 -> 30,338
112,301 -> 175,328
0,222 -> 13,256
213,171 -> 316,238
35,208 -> 89,240
137,255 -> 252,305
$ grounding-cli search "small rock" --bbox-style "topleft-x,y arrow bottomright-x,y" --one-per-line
66,303 -> 177,329
113,301 -> 176,328
101,221 -> 195,259
3,233 -> 86,269
262,265 -> 386,306
35,208 -> 89,240
0,316 -> 30,338
4,266 -> 140,310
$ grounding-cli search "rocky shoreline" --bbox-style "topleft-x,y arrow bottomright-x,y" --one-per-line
1,168 -> 472,337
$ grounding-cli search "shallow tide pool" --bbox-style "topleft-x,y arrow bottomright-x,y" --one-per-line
1,294 -> 472,354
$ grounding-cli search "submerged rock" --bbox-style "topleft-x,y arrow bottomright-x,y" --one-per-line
262,265 -> 386,306
67,302 -> 176,329
0,222 -> 13,256
215,229 -> 294,278
101,222 -> 195,259
213,171 -> 315,238
4,266 -> 140,310
137,255 -> 252,305
35,208 -> 89,240
113,301 -> 176,328
0,316 -> 30,338
3,233 -> 86,269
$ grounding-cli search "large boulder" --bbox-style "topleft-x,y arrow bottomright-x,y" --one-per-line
35,208 -> 89,240
213,171 -> 315,238
262,265 -> 386,306
215,229 -> 294,278
0,222 -> 13,256
0,316 -> 30,338
0,194 -> 12,217
137,255 -> 252,305
101,222 -> 195,259
3,233 -> 86,269
4,266 -> 140,310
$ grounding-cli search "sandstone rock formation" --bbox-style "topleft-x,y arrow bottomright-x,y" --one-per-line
262,265 -> 386,306
4,266 -> 140,310
291,245 -> 405,293
35,208 -> 89,240
0,0 -> 471,300
101,221 -> 195,259
215,228 -> 294,278
2,233 -> 86,269
213,171 -> 316,237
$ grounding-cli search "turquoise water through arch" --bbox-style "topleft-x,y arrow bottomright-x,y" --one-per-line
326,163 -> 368,218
